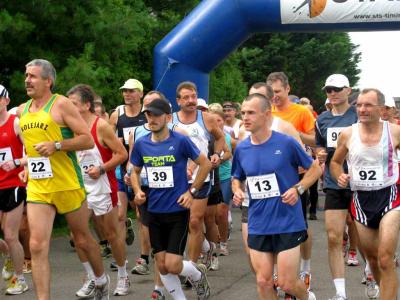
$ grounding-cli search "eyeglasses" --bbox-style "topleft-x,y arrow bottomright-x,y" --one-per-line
325,87 -> 344,94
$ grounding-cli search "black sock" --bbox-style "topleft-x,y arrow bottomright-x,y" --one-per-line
141,254 -> 149,264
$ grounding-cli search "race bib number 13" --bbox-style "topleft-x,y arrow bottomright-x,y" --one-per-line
28,157 -> 53,179
247,173 -> 280,199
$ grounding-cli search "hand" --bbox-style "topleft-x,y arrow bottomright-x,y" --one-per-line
337,173 -> 350,188
177,191 -> 193,209
0,160 -> 16,172
87,166 -> 101,179
18,169 -> 28,183
134,190 -> 146,206
210,154 -> 221,169
282,188 -> 299,206
233,189 -> 245,206
124,173 -> 132,186
317,149 -> 328,164
33,142 -> 56,157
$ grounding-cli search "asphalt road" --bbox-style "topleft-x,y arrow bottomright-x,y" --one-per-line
1,199 -> 399,299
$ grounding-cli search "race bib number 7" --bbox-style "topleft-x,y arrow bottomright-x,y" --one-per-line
147,166 -> 174,188
247,173 -> 280,199
0,147 -> 13,162
28,157 -> 53,179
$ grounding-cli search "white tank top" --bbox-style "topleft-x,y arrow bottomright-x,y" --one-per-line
172,110 -> 210,182
78,146 -> 112,195
347,121 -> 398,191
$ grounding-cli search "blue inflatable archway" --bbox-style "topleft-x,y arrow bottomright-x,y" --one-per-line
153,0 -> 400,109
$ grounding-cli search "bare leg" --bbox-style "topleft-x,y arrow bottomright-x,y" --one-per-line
188,198 -> 207,262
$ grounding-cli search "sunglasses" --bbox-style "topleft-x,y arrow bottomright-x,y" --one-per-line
325,87 -> 344,94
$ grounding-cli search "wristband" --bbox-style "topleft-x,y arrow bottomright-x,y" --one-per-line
99,165 -> 106,175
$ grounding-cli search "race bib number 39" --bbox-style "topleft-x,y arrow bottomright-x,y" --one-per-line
327,127 -> 345,148
352,165 -> 384,188
28,157 -> 53,179
0,147 -> 13,162
247,173 -> 280,199
147,166 -> 174,188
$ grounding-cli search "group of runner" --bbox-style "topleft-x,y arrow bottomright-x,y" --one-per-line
0,58 -> 399,300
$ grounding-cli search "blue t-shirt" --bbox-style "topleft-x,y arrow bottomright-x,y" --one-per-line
315,106 -> 358,190
131,130 -> 200,213
232,131 -> 312,235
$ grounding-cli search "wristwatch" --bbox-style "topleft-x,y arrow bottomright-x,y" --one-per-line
55,141 -> 62,151
13,159 -> 21,167
190,187 -> 198,196
294,184 -> 305,195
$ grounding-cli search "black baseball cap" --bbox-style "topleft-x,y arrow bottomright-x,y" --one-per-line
143,99 -> 172,115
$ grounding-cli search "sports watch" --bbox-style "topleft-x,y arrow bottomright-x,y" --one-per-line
55,141 -> 62,151
294,184 -> 305,195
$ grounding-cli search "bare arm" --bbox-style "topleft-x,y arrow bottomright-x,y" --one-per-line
109,110 -> 118,133
190,153 -> 212,191
299,128 -> 316,147
131,165 -> 146,205
232,178 -> 246,206
330,128 -> 351,188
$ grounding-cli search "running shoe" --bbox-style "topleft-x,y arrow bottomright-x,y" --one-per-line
150,289 -> 166,300
23,259 -> 32,274
2,256 -> 14,281
329,295 -> 347,300
76,278 -> 95,298
342,233 -> 349,257
113,276 -> 130,296
227,222 -> 233,241
284,293 -> 296,299
100,243 -> 112,258
219,242 -> 229,256
308,291 -> 316,300
126,218 -> 135,246
191,263 -> 210,300
109,261 -> 118,272
274,273 -> 285,297
347,250 -> 360,266
300,271 -> 311,291
5,276 -> 29,295
202,242 -> 214,270
308,213 -> 317,220
361,270 -> 367,285
210,255 -> 219,271
365,274 -> 379,299
131,258 -> 150,275
94,274 -> 110,300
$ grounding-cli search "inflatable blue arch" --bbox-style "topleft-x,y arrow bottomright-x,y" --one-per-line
153,0 -> 400,109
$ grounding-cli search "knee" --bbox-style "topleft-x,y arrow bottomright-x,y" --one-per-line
327,230 -> 342,247
256,275 -> 275,291
277,277 -> 297,294
165,262 -> 180,274
378,252 -> 395,271
4,232 -> 19,245
29,237 -> 49,255
73,234 -> 91,252
189,216 -> 203,231
105,230 -> 118,244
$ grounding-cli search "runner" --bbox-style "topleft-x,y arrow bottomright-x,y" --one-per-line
232,93 -> 320,300
130,98 -> 212,300
0,84 -> 29,295
315,74 -> 358,300
67,84 -> 130,297
331,88 -> 400,300
17,59 -> 109,300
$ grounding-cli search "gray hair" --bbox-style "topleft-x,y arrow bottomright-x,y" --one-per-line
26,59 -> 56,90
360,88 -> 385,106
243,93 -> 271,112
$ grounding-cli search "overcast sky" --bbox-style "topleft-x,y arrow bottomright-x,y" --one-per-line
349,31 -> 400,97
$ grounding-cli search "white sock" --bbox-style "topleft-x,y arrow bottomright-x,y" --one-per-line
16,274 -> 25,282
202,239 -> 210,253
82,262 -> 95,280
154,285 -> 165,295
365,261 -> 372,276
300,259 -> 311,273
180,260 -> 201,281
117,262 -> 127,278
333,278 -> 346,298
228,210 -> 232,224
159,273 -> 186,300
94,273 -> 107,286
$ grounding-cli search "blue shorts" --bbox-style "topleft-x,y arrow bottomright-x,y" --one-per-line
191,182 -> 211,199
220,178 -> 232,205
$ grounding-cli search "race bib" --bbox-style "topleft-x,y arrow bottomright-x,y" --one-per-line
0,147 -> 13,162
327,127 -> 345,148
352,165 -> 384,188
80,159 -> 100,174
28,157 -> 53,179
122,127 -> 137,145
147,166 -> 174,188
247,173 -> 280,199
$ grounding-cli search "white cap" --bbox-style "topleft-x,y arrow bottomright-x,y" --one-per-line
0,84 -> 9,99
384,94 -> 396,108
325,98 -> 330,105
119,79 -> 143,92
322,74 -> 350,89
197,98 -> 209,109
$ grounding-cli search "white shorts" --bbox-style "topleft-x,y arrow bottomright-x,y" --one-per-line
87,193 -> 113,216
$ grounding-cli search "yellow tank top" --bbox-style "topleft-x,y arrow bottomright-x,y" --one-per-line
20,94 -> 84,193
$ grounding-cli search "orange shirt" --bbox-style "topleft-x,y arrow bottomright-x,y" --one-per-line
272,103 -> 315,134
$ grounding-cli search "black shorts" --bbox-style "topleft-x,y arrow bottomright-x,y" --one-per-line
351,185 -> 400,229
299,174 -> 310,224
325,188 -> 353,210
191,182 -> 211,199
248,230 -> 308,253
207,190 -> 222,206
148,210 -> 189,255
241,206 -> 248,223
0,187 -> 26,212
137,187 -> 150,226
